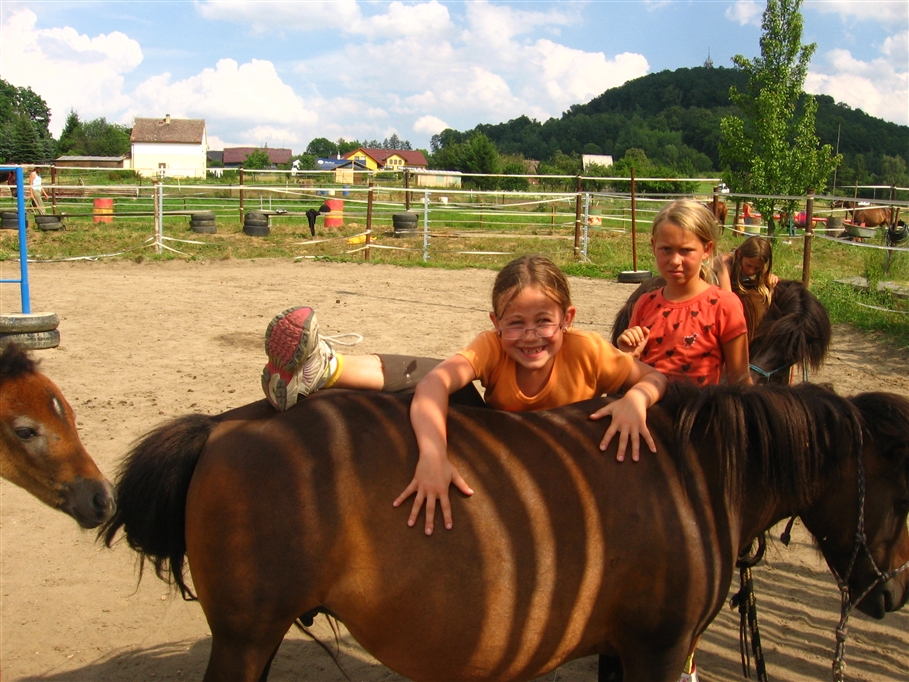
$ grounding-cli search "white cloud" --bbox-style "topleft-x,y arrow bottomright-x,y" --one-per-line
196,0 -> 363,34
413,115 -> 448,136
806,45 -> 908,125
0,9 -> 142,134
725,0 -> 763,27
810,0 -> 909,25
130,58 -> 317,126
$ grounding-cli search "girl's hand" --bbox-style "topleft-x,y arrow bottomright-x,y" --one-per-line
768,273 -> 780,287
589,391 -> 655,462
616,325 -> 650,358
393,452 -> 473,535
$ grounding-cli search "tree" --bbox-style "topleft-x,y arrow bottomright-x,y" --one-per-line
243,148 -> 271,169
459,133 -> 500,190
57,110 -> 85,155
306,137 -> 338,158
10,114 -> 42,163
719,0 -> 839,235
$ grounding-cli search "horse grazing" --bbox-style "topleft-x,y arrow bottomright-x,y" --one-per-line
850,206 -> 892,228
610,277 -> 831,384
101,382 -> 909,682
0,343 -> 115,527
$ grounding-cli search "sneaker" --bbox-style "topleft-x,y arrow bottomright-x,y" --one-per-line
679,662 -> 699,682
262,306 -> 334,411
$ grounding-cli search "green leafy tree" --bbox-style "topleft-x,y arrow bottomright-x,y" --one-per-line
337,138 -> 361,155
0,79 -> 54,162
500,160 -> 529,191
719,0 -> 839,235
459,133 -> 500,190
81,118 -> 131,156
243,148 -> 271,169
57,110 -> 85,155
306,137 -> 338,157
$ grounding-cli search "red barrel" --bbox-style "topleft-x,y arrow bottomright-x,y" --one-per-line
93,198 -> 114,223
324,199 -> 343,228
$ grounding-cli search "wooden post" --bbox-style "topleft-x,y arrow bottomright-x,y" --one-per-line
573,176 -> 582,261
239,168 -> 245,221
630,167 -> 638,272
404,169 -> 410,211
50,165 -> 57,213
365,182 -> 374,262
802,189 -> 814,287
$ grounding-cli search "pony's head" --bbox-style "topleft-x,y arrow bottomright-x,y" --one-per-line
801,391 -> 909,618
749,280 -> 831,383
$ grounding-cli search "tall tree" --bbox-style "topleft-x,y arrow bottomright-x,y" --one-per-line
57,110 -> 85,155
306,137 -> 338,158
719,0 -> 839,235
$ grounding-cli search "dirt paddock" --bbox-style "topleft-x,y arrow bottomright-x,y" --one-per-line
1,259 -> 907,681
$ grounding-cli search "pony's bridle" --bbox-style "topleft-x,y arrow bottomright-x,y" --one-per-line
823,439 -> 909,682
748,363 -> 791,382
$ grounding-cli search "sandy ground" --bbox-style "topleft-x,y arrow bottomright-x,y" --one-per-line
0,258 -> 907,682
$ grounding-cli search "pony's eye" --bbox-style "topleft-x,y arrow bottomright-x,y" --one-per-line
14,427 -> 37,440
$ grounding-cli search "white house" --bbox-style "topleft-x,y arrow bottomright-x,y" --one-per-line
130,115 -> 207,178
582,154 -> 614,170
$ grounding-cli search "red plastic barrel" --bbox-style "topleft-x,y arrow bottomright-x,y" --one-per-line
93,198 -> 114,223
324,199 -> 343,228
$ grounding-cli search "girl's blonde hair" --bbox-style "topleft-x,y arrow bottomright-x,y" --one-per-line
731,236 -> 774,303
651,200 -> 721,284
491,255 -> 572,319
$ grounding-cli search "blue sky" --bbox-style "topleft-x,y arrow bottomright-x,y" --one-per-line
1,1 -> 906,154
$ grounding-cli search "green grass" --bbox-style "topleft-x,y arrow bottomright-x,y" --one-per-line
3,193 -> 907,348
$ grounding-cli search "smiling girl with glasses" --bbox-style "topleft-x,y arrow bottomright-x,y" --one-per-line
262,255 -> 666,535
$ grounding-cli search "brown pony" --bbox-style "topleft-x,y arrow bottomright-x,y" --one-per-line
101,382 -> 909,682
0,343 -> 115,527
610,277 -> 831,384
850,206 -> 892,227
703,200 -> 727,225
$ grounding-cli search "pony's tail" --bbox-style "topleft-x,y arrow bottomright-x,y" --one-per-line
99,413 -> 215,600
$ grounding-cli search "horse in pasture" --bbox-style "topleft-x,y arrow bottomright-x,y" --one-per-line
0,343 -> 115,527
703,200 -> 727,225
610,277 -> 831,384
101,381 -> 909,682
850,206 -> 892,228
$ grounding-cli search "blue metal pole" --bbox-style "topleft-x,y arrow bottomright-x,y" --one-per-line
0,167 -> 30,313
16,167 -> 30,313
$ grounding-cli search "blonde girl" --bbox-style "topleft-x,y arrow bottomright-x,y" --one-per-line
617,200 -> 752,386
262,256 -> 667,534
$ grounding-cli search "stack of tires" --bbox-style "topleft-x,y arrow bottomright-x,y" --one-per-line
35,214 -> 65,231
392,212 -> 418,238
190,211 -> 217,234
1,210 -> 21,230
243,211 -> 270,237
0,312 -> 61,350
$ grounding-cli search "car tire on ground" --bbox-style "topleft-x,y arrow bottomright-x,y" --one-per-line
0,312 -> 59,334
245,212 -> 268,222
1,219 -> 20,229
191,211 -> 216,221
243,218 -> 269,228
191,224 -> 217,234
190,219 -> 217,228
35,217 -> 64,231
0,329 -> 61,350
243,224 -> 270,237
617,270 -> 653,284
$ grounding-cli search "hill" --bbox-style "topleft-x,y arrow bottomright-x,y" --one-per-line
441,66 -> 908,188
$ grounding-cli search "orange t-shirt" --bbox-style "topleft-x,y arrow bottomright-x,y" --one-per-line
457,329 -> 633,411
629,285 -> 747,386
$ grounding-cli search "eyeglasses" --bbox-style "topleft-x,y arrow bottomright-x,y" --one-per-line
498,322 -> 562,340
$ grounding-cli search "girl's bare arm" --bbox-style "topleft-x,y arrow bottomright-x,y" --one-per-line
398,355 -> 477,535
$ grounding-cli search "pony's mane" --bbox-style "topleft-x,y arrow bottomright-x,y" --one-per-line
0,343 -> 37,384
850,392 -> 909,463
660,381 -> 863,508
750,280 -> 831,371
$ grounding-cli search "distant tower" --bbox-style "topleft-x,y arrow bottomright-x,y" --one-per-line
704,49 -> 714,69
